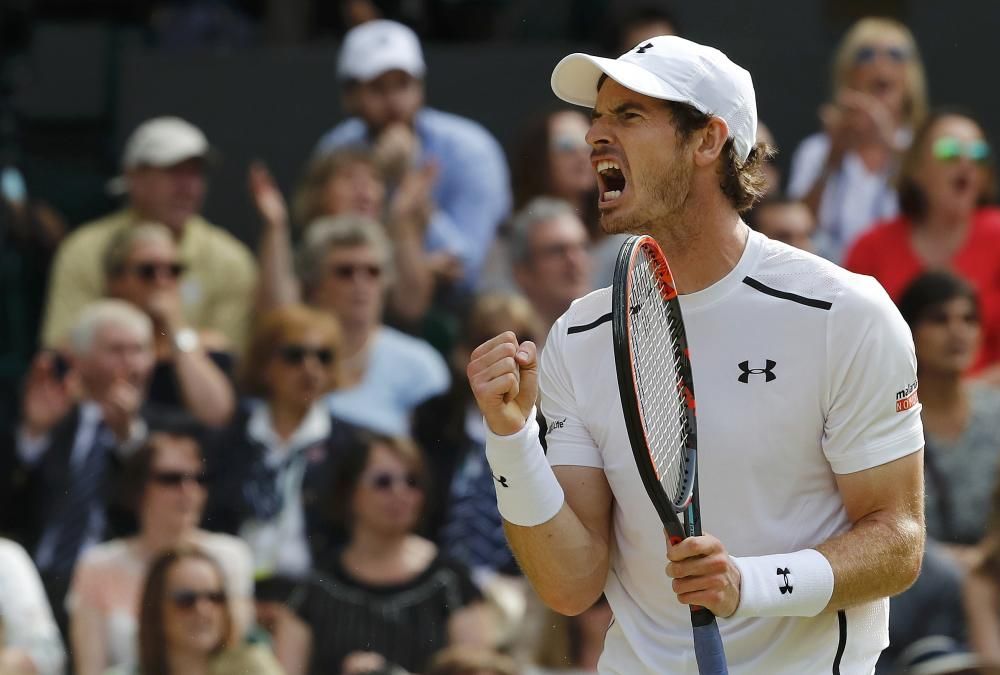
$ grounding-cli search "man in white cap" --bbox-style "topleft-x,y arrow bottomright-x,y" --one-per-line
467,36 -> 925,673
41,116 -> 256,349
315,19 -> 510,290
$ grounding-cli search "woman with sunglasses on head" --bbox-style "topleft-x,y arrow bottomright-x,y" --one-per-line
271,433 -> 492,675
115,546 -> 282,675
788,17 -> 928,262
204,304 -> 360,586
68,430 -> 254,675
846,110 -> 1000,376
103,222 -> 235,427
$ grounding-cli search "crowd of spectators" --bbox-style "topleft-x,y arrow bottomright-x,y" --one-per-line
2,4 -> 1000,675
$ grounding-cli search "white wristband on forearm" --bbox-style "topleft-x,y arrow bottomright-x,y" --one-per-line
484,409 -> 565,527
730,549 -> 835,618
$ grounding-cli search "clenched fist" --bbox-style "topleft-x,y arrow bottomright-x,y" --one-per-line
466,331 -> 538,436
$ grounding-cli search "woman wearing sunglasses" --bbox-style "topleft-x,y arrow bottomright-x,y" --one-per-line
116,546 -> 282,675
204,304 -> 361,585
846,110 -> 1000,376
68,431 -> 254,675
103,222 -> 235,427
788,17 -> 928,262
271,433 -> 492,675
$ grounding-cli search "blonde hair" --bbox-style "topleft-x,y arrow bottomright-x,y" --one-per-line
296,214 -> 394,292
831,17 -> 928,130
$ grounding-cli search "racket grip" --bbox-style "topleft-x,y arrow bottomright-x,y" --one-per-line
691,610 -> 728,675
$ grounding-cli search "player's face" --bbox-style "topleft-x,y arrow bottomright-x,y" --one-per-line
587,79 -> 695,237
913,296 -> 980,376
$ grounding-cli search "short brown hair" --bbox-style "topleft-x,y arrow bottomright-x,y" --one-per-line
118,430 -> 204,516
897,109 -> 997,220
293,147 -> 383,228
138,546 -> 236,675
241,304 -> 343,397
664,101 -> 773,213
327,432 -> 429,533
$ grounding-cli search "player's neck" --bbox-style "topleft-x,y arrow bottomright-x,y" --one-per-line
652,199 -> 747,295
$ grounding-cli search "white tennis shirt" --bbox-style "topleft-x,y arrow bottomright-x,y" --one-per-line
501,229 -> 924,674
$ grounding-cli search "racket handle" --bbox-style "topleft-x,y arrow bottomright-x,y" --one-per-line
691,609 -> 728,675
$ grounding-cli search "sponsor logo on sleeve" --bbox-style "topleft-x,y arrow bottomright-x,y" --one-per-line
547,418 -> 567,434
895,380 -> 919,413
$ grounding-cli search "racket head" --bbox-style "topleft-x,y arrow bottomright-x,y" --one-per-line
612,235 -> 699,527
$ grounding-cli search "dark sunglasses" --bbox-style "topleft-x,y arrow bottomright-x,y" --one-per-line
932,137 -> 991,163
130,262 -> 186,282
170,589 -> 226,610
854,45 -> 910,65
365,471 -> 422,491
330,263 -> 382,281
276,344 -> 335,366
150,471 -> 208,488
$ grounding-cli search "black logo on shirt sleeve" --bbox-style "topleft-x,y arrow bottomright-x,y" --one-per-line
636,42 -> 654,54
492,472 -> 509,488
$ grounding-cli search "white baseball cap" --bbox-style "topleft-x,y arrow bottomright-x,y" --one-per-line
550,36 -> 758,161
107,116 -> 213,194
337,19 -> 426,82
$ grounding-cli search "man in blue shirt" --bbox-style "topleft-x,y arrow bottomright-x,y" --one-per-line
315,19 -> 511,289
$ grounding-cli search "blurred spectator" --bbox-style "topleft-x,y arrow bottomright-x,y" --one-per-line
275,433 -> 492,675
103,222 -> 236,427
417,292 -> 544,573
746,197 -> 816,253
204,304 -> 359,580
314,19 -> 511,290
756,121 -> 781,197
964,488 -> 1000,667
426,645 -> 519,675
68,429 -> 254,675
526,596 -> 612,674
252,152 -> 436,327
507,198 -> 592,341
41,117 -> 257,351
126,546 -> 283,675
607,2 -> 679,55
897,272 -> 1000,566
4,300 -> 162,634
296,215 -> 450,435
0,538 -> 65,675
845,110 -> 1000,375
889,635 -> 982,675
788,17 -> 928,262
0,164 -> 67,431
510,109 -> 598,234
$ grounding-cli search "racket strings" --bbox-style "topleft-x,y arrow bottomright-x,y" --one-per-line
630,248 -> 691,506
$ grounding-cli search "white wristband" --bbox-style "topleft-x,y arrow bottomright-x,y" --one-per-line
484,409 -> 565,527
730,549 -> 834,618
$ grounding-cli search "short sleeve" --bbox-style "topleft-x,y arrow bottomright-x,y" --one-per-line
538,318 -> 603,469
822,277 -> 924,474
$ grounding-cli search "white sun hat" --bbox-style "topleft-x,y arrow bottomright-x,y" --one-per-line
550,35 -> 758,161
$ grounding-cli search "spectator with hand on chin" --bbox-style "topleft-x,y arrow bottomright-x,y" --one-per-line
788,17 -> 928,261
41,117 -> 257,351
4,301 -> 162,634
314,19 -> 511,293
103,222 -> 235,427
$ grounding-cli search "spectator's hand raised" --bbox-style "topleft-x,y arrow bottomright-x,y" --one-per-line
21,351 -> 75,438
248,161 -> 290,230
388,162 -> 437,235
374,123 -> 420,183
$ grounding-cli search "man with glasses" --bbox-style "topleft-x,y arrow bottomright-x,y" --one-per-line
41,117 -> 257,350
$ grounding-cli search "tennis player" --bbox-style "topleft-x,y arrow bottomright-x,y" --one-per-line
467,36 -> 925,673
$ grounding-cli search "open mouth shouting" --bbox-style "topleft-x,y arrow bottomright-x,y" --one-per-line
596,158 -> 628,206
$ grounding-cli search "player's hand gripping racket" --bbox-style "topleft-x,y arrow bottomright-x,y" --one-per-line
612,235 -> 729,675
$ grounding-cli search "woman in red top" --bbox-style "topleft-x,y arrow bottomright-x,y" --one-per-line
845,109 -> 1000,374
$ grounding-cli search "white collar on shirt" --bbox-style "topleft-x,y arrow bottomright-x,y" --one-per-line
247,400 -> 331,467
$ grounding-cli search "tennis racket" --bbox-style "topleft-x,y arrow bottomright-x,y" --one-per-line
612,234 -> 728,675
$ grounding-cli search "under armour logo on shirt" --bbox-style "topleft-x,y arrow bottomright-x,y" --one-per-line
738,359 -> 777,383
777,567 -> 793,594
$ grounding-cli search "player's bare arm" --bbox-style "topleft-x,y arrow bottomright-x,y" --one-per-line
816,449 -> 925,611
467,332 -> 614,616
